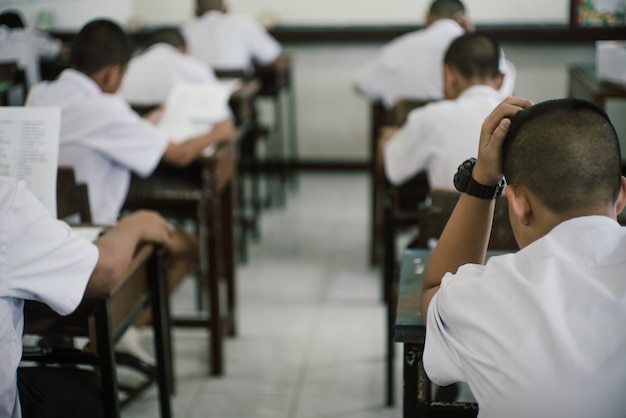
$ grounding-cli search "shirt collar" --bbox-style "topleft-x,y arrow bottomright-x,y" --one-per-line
58,68 -> 102,96
200,10 -> 223,22
457,84 -> 503,100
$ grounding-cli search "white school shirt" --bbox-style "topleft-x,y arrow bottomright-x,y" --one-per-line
424,216 -> 626,418
0,26 -> 61,87
354,19 -> 516,108
118,43 -> 219,105
26,69 -> 168,225
182,10 -> 282,74
0,177 -> 98,418
383,85 -> 503,187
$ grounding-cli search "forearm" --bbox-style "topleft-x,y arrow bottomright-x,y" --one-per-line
85,222 -> 142,297
420,194 -> 494,318
162,118 -> 234,167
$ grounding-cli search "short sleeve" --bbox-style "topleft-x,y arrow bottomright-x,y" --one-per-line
422,273 -> 466,385
383,107 -> 432,185
244,17 -> 282,66
354,54 -> 391,105
70,96 -> 169,178
2,179 -> 98,315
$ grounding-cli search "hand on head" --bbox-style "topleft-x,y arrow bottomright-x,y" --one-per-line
472,97 -> 533,186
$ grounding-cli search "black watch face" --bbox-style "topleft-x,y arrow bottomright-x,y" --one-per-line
454,160 -> 474,192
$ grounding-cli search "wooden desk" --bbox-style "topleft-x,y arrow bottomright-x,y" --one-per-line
23,244 -> 173,418
254,53 -> 298,204
395,249 -> 511,418
123,142 -> 237,376
369,99 -> 433,267
568,64 -> 626,109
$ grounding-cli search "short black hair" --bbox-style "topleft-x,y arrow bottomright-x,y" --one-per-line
149,28 -> 186,49
444,32 -> 501,81
503,98 -> 622,214
70,19 -> 132,76
0,10 -> 25,29
429,0 -> 465,19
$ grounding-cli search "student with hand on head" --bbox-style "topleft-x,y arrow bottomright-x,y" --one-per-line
354,0 -> 514,108
0,173 -> 176,418
25,18 -> 229,363
118,28 -> 226,106
0,9 -> 64,88
182,0 -> 282,75
383,31 -> 505,188
421,96 -> 626,417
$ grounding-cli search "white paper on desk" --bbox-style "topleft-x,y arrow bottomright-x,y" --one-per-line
71,226 -> 105,242
0,107 -> 60,217
157,81 -> 234,144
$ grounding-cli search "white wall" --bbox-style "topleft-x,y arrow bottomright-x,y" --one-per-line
288,43 -> 609,162
0,0 -> 133,29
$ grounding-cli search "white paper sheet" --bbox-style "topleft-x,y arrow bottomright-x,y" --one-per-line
157,80 -> 237,144
0,107 -> 61,216
71,226 -> 105,242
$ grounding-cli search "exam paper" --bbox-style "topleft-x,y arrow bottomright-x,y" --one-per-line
157,80 -> 236,143
0,107 -> 61,216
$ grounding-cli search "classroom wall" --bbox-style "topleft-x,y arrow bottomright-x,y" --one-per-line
2,0 -> 624,161
285,42 -> 624,162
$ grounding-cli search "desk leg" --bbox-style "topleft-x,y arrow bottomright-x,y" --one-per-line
403,343 -> 419,418
149,252 -> 174,418
221,177 -> 237,337
205,197 -> 224,376
286,83 -> 298,190
273,90 -> 286,207
94,302 -> 121,418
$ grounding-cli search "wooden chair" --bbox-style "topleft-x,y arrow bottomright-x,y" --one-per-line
22,244 -> 174,418
123,142 -> 237,376
370,98 -> 435,266
0,61 -> 27,106
56,166 -> 92,222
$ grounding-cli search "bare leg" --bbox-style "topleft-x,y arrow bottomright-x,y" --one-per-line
133,229 -> 198,327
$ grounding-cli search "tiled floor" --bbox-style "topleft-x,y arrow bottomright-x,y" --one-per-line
122,172 -> 403,418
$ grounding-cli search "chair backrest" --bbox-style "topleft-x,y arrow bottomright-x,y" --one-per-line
391,98 -> 434,126
56,166 -> 92,223
0,61 -> 27,106
415,188 -> 518,251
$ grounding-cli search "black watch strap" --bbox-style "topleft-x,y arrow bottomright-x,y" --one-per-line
466,175 -> 505,200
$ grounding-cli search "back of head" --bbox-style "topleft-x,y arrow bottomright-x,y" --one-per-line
428,0 -> 465,20
503,98 -> 622,215
70,19 -> 132,76
196,0 -> 224,15
149,28 -> 186,49
0,10 -> 25,29
444,31 -> 501,81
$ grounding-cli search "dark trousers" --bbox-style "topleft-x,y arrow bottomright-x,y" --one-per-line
17,367 -> 104,418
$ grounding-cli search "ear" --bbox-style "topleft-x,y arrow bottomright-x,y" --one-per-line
505,184 -> 531,227
614,176 -> 626,217
443,64 -> 457,99
494,72 -> 505,91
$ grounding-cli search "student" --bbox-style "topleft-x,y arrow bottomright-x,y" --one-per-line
182,0 -> 282,75
118,28 -> 225,106
0,9 -> 63,88
26,19 -> 230,362
354,0 -> 514,108
0,174 -> 176,418
421,97 -> 626,417
26,19 -> 233,226
383,31 -> 504,187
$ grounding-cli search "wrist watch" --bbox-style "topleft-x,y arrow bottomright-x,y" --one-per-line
453,158 -> 505,200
